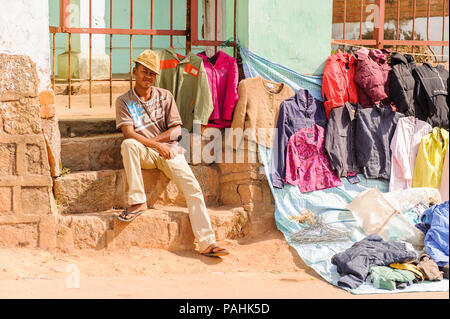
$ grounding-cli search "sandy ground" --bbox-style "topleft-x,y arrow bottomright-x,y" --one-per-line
0,231 -> 448,299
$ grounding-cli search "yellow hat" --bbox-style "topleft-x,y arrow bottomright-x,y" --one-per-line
133,49 -> 160,75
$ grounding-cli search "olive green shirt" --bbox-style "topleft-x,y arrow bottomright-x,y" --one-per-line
154,48 -> 214,132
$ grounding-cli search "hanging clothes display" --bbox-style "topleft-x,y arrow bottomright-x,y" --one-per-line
285,124 -> 342,193
270,89 -> 327,188
324,102 -> 362,177
197,50 -> 239,128
321,50 -> 359,119
419,201 -> 449,268
355,105 -> 404,180
413,63 -> 449,129
389,53 -> 417,116
229,76 -> 294,150
331,234 -> 417,289
154,48 -> 214,132
412,127 -> 449,189
354,48 -> 392,108
389,116 -> 432,191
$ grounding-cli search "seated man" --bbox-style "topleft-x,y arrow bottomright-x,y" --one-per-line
115,49 -> 229,257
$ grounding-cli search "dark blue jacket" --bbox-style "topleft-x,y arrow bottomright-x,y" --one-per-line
270,89 -> 327,188
331,235 -> 417,289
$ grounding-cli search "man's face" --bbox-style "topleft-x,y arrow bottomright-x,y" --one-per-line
134,63 -> 157,89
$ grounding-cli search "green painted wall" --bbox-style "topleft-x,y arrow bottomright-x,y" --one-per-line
237,0 -> 332,75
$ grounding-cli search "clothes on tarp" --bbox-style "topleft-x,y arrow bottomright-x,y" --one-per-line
331,234 -> 417,289
389,53 -> 417,116
321,50 -> 359,119
440,264 -> 449,279
410,202 -> 432,225
154,48 -> 214,132
354,48 -> 392,108
346,187 -> 441,247
389,116 -> 432,191
355,105 -> 404,180
389,262 -> 425,282
270,89 -> 327,188
415,253 -> 444,281
420,201 -> 449,268
412,127 -> 449,189
324,102 -> 362,177
413,63 -> 449,129
197,50 -> 239,128
369,266 -> 416,291
285,124 -> 342,193
229,76 -> 294,150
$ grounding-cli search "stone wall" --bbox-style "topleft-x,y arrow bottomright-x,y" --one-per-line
0,53 -> 56,249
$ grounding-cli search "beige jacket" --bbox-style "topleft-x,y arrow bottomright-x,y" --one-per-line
228,76 -> 294,150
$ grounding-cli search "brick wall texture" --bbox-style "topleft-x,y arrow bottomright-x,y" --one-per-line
333,0 -> 449,24
0,53 -> 56,249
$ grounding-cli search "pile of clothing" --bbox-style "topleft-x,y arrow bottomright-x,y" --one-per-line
331,234 -> 447,290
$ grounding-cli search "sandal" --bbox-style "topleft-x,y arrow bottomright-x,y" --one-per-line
117,210 -> 144,222
201,246 -> 230,257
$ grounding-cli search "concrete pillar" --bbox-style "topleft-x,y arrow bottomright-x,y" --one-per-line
203,0 -> 227,57
57,0 -> 110,79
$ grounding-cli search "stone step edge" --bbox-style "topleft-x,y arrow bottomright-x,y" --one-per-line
55,205 -> 251,252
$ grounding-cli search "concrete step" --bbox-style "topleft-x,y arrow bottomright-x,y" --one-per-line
55,205 -> 256,251
54,167 -> 221,214
59,118 -> 117,138
61,133 -> 124,171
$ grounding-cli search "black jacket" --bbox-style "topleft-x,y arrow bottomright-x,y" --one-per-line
413,63 -> 449,129
389,53 -> 416,116
325,102 -> 362,177
331,235 -> 417,289
355,105 -> 404,180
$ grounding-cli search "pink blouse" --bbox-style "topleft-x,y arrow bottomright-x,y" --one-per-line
285,125 -> 342,193
198,50 -> 239,128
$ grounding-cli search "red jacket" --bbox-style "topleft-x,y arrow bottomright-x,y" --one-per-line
322,50 -> 359,119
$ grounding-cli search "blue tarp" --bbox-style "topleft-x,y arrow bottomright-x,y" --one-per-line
239,45 -> 323,101
240,44 -> 449,294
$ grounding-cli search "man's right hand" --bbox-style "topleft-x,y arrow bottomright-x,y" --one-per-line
154,142 -> 173,159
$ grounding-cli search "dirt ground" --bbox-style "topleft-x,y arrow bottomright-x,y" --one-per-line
0,231 -> 448,299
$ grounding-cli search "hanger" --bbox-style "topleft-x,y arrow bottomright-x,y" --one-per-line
219,37 -> 233,48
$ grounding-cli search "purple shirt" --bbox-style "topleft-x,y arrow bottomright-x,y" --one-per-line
198,50 -> 239,128
285,125 -> 342,193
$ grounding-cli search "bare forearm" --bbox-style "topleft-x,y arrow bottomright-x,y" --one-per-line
121,125 -> 181,148
123,130 -> 159,148
150,125 -> 182,143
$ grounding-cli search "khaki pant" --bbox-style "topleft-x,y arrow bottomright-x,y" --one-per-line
121,138 -> 216,251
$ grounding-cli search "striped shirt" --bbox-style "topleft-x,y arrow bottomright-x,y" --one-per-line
116,87 -> 183,140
